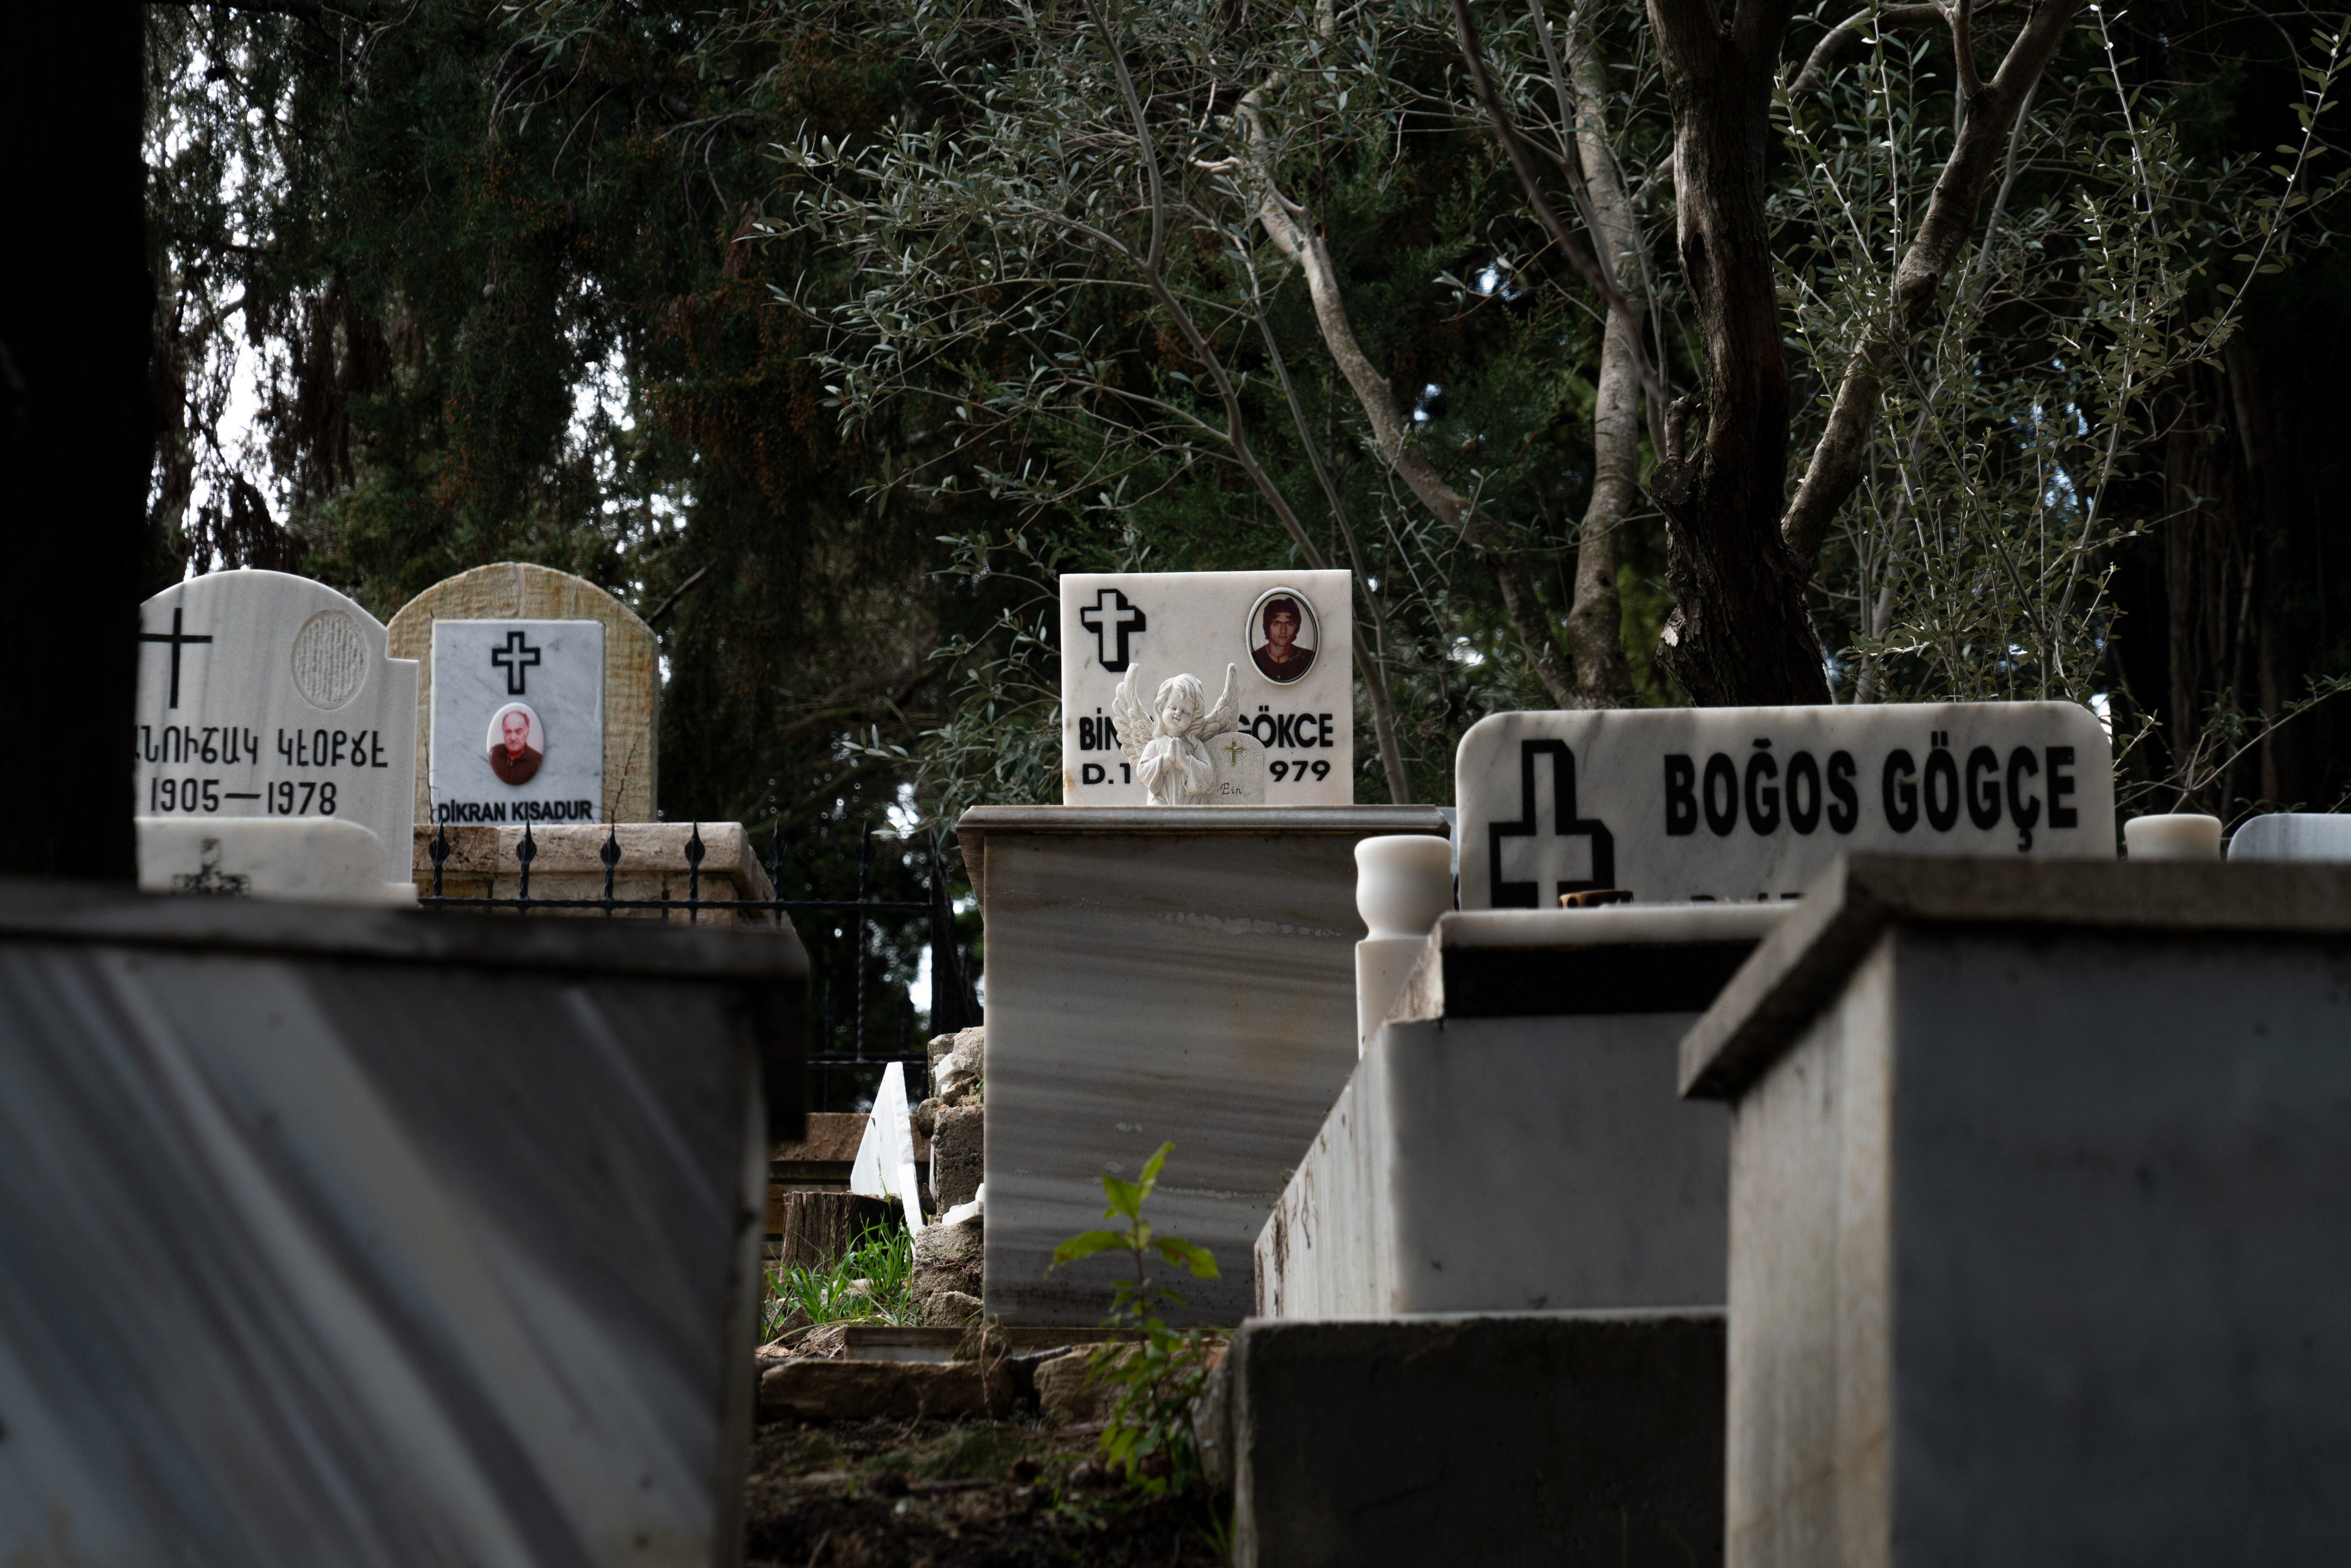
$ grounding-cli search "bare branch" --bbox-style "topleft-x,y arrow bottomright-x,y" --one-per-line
145,0 -> 404,23
1781,0 -> 2086,564
1447,0 -> 1667,414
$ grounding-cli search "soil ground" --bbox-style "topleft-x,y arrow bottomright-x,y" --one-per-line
742,1415 -> 1230,1567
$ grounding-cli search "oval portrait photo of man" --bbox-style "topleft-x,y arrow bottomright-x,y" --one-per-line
486,702 -> 545,786
1246,588 -> 1319,684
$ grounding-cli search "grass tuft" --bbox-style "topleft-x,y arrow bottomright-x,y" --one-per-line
763,1221 -> 917,1337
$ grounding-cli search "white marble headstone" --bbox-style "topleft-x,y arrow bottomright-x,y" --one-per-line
134,571 -> 419,885
428,620 -> 605,825
2226,813 -> 2351,861
1455,702 -> 2115,908
1060,569 -> 1353,805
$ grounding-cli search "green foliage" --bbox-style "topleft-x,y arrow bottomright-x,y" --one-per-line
145,0 -> 993,1058
1049,1142 -> 1226,1499
764,1222 -> 917,1336
1776,7 -> 2351,722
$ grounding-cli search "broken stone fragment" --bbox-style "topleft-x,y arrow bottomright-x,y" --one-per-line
922,1289 -> 986,1329
909,1212 -> 983,1325
930,1104 -> 984,1210
757,1358 -> 1016,1423
930,1025 -> 985,1104
1034,1349 -> 1107,1428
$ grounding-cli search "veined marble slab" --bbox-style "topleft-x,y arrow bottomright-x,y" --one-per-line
0,877 -> 805,1567
1455,702 -> 2114,908
138,816 -> 415,905
430,618 -> 605,825
958,805 -> 1447,1324
1258,903 -> 1786,1319
136,570 -> 419,885
1061,569 -> 1353,805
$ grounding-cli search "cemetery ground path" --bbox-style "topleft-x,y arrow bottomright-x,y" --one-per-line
743,1417 -> 1229,1566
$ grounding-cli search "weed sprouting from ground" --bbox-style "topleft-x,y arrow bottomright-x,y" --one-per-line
763,1222 -> 917,1336
1049,1142 -> 1226,1499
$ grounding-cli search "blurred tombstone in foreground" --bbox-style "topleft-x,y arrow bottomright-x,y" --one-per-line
0,877 -> 805,1567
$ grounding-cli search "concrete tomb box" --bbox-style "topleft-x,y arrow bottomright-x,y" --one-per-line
1258,901 -> 1787,1320
1229,1311 -> 1725,1568
1455,701 -> 2113,908
134,569 -> 419,887
1061,569 -> 1353,806
957,804 -> 1447,1324
1681,853 -> 2351,1568
0,875 -> 806,1566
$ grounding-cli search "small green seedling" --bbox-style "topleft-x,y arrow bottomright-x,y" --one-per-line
1049,1142 -> 1226,1498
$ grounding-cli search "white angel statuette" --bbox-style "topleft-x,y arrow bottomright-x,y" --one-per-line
1110,663 -> 1243,805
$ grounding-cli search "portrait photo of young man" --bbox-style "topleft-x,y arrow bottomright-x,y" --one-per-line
1249,591 -> 1317,683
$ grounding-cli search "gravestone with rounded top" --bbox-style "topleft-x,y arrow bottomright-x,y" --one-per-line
385,562 -> 658,824
134,570 -> 419,885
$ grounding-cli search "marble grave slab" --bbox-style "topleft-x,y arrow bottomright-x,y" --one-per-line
1680,854 -> 2351,1567
2227,811 -> 2351,860
136,569 -> 420,886
1061,569 -> 1353,805
957,804 -> 1447,1324
1258,903 -> 1786,1320
1456,701 -> 2114,908
0,874 -> 806,1566
430,618 -> 605,825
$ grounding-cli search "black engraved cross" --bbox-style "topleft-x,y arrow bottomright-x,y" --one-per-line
1489,738 -> 1617,907
1078,588 -> 1147,672
490,629 -> 542,695
138,607 -> 214,709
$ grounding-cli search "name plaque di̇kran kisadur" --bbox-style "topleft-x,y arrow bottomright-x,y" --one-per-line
429,619 -> 605,825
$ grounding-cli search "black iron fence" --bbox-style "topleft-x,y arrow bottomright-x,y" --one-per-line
417,817 -> 980,1110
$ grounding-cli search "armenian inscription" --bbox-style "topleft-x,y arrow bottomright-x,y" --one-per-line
133,570 -> 420,884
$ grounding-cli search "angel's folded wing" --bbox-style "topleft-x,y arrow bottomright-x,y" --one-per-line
1200,663 -> 1242,737
1109,665 -> 1154,760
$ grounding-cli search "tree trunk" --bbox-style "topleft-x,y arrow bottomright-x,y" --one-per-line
1560,22 -> 1641,708
0,2 -> 151,878
1778,0 -> 2086,567
1566,307 -> 1643,707
1644,0 -> 1828,705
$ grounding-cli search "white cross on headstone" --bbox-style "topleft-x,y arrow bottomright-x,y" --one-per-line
1489,739 -> 1616,905
1077,588 -> 1148,672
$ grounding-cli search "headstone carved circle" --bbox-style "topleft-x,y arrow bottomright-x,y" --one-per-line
134,570 -> 420,885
